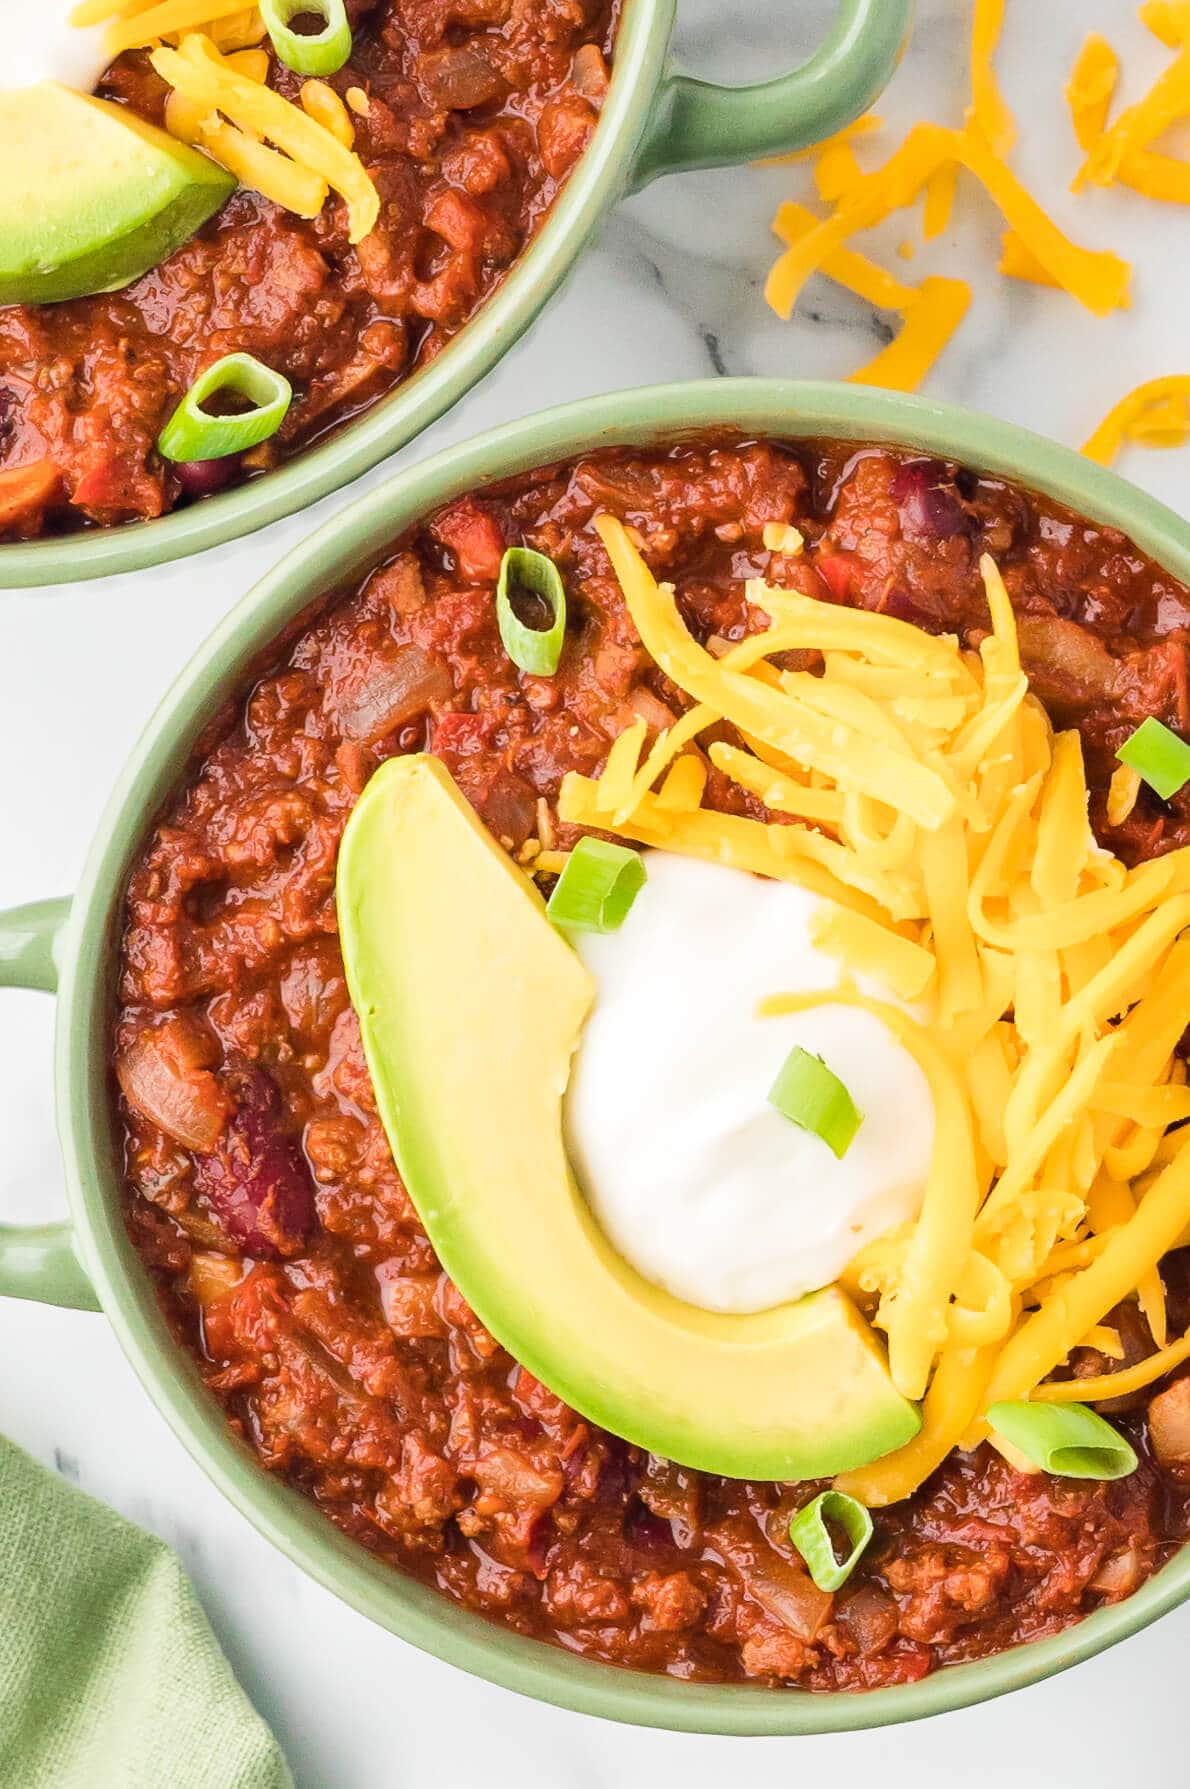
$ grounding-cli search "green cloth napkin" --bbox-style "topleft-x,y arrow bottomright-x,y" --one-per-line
0,1436 -> 292,1789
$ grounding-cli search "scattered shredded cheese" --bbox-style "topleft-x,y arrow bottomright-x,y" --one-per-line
1066,34 -> 1120,152
770,201 -> 920,312
1081,375 -> 1190,464
1077,35 -> 1190,191
968,0 -> 1016,153
845,275 -> 972,393
761,1 -> 1133,395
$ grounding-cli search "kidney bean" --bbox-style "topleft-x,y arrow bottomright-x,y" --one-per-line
193,1066 -> 315,1259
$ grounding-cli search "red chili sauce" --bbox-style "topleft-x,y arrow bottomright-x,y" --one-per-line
114,439 -> 1190,1688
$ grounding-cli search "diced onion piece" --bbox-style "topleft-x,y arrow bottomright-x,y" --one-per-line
496,546 -> 567,676
711,1526 -> 833,1637
337,644 -> 451,743
115,1021 -> 229,1152
188,1251 -> 244,1308
546,836 -> 646,934
789,1491 -> 874,1591
768,1045 -> 862,1159
261,0 -> 351,77
1117,715 -> 1190,800
157,353 -> 292,463
1148,1377 -> 1190,1468
985,1400 -> 1138,1479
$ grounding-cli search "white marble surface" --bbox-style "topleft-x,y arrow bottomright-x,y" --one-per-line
4,2 -> 1190,1783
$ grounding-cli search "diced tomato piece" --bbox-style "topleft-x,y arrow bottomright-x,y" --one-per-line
0,459 -> 60,530
815,552 -> 855,604
431,496 -> 506,583
425,188 -> 488,256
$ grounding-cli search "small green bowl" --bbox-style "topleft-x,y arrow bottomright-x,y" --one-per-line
5,380 -> 1190,1732
0,0 -> 910,587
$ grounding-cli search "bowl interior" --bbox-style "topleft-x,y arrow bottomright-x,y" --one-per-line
0,0 -> 669,589
58,378 -> 1190,1733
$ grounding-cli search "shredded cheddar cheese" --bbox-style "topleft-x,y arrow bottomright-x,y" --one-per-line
151,34 -> 379,241
568,515 -> 1190,1501
1066,35 -> 1120,153
1082,375 -> 1190,464
102,0 -> 261,52
301,81 -> 355,149
845,275 -> 972,393
968,0 -> 1016,154
760,0 -> 1137,394
1065,19 -> 1190,207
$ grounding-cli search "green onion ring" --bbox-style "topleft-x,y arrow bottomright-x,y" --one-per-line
496,546 -> 567,676
157,354 -> 293,464
768,1045 -> 862,1158
1117,715 -> 1190,801
546,837 -> 646,934
789,1491 -> 873,1592
260,0 -> 353,76
986,1400 -> 1138,1480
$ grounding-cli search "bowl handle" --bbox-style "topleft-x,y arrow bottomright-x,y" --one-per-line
0,898 -> 100,1312
631,0 -> 912,188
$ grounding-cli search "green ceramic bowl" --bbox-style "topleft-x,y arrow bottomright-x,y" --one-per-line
5,380 -> 1190,1732
0,0 -> 911,588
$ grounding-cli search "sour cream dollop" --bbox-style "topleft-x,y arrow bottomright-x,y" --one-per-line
1,5 -> 112,95
565,852 -> 935,1315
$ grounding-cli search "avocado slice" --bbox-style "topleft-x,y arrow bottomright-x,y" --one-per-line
0,84 -> 235,305
338,755 -> 920,1480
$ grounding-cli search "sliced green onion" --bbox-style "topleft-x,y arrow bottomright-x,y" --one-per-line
1116,715 -> 1190,801
261,0 -> 352,76
789,1491 -> 873,1592
547,837 -> 646,934
157,354 -> 293,464
986,1400 -> 1138,1480
496,546 -> 567,676
768,1046 -> 861,1158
